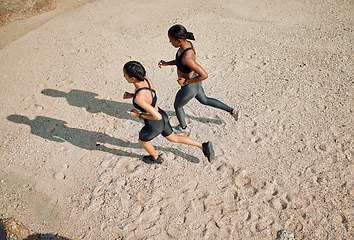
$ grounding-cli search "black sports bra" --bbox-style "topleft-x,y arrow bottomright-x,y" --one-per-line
175,41 -> 196,73
133,78 -> 157,112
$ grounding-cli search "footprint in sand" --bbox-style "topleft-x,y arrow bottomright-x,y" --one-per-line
23,95 -> 34,102
234,170 -> 251,188
53,172 -> 66,180
247,121 -> 264,144
253,216 -> 275,232
28,104 -> 44,111
56,78 -> 73,87
215,162 -> 301,238
222,188 -> 239,212
269,197 -> 288,210
53,163 -> 69,180
212,162 -> 239,188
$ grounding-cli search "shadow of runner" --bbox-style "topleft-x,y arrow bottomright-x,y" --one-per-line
41,89 -> 223,125
7,115 -> 200,163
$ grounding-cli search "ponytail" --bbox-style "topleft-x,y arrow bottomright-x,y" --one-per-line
168,24 -> 195,41
186,32 -> 195,40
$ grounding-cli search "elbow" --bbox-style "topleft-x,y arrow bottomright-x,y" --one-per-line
201,72 -> 208,81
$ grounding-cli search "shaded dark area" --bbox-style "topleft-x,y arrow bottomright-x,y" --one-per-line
0,219 -> 5,240
7,114 -> 200,163
25,234 -> 71,240
41,89 -> 223,125
0,218 -> 70,240
275,230 -> 294,240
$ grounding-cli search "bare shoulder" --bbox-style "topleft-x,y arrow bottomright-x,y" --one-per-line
183,50 -> 196,64
134,90 -> 150,108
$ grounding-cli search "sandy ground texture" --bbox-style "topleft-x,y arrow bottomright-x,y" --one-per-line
0,0 -> 97,49
0,0 -> 353,239
0,0 -> 56,26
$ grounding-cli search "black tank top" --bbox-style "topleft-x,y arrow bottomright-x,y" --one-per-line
133,78 -> 157,113
175,41 -> 195,73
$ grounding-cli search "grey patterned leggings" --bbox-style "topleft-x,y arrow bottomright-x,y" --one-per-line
174,75 -> 233,127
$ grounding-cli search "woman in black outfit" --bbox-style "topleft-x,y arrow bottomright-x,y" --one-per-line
123,61 -> 214,163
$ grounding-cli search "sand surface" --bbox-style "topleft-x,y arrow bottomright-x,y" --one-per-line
0,0 -> 353,239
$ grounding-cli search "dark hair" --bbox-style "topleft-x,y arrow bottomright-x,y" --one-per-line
123,61 -> 146,81
168,24 -> 195,41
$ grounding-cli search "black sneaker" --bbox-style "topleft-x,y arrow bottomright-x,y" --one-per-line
202,141 -> 215,162
142,155 -> 164,164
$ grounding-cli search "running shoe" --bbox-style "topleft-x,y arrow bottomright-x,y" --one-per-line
172,124 -> 191,135
202,141 -> 215,162
231,109 -> 240,121
142,155 -> 164,164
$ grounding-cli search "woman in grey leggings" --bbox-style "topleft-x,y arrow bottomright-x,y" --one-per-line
158,24 -> 240,134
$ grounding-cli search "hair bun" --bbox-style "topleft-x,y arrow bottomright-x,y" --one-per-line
186,32 -> 195,40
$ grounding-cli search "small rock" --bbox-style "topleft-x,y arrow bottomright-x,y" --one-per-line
2,218 -> 30,239
276,230 -> 295,240
318,144 -> 327,151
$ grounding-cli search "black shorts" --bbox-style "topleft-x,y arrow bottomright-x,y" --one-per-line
139,108 -> 173,142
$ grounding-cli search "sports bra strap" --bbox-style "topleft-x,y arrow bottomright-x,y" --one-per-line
145,78 -> 155,100
179,47 -> 194,56
135,78 -> 155,99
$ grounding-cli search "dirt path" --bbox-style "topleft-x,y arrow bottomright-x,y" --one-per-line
1,0 -> 353,239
